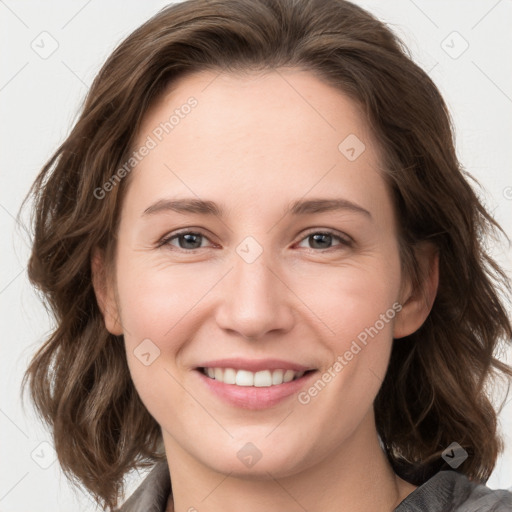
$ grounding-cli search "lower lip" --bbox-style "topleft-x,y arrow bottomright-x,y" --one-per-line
195,369 -> 318,410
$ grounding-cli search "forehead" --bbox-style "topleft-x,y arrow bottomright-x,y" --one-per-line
124,68 -> 390,221
136,67 -> 374,154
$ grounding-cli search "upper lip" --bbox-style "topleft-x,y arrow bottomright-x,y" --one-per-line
196,358 -> 315,372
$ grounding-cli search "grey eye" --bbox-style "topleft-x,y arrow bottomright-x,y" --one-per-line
166,232 -> 208,250
297,231 -> 350,251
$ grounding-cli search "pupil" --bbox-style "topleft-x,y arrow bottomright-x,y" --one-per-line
311,233 -> 331,249
180,233 -> 201,249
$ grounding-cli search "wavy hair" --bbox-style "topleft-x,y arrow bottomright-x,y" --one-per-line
20,0 -> 512,509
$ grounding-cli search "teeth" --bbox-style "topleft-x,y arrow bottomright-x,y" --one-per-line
202,367 -> 306,386
223,368 -> 236,384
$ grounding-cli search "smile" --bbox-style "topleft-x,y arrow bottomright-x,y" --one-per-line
195,367 -> 319,410
199,367 -> 314,386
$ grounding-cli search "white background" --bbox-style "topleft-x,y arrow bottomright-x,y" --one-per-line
1,0 -> 511,510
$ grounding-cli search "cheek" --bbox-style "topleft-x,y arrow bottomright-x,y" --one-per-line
116,252 -> 206,339
293,256 -> 400,339
115,257 -> 201,418
291,257 -> 401,404
292,270 -> 399,440
114,253 -> 230,409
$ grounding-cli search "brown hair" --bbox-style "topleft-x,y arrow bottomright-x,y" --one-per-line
19,0 -> 512,509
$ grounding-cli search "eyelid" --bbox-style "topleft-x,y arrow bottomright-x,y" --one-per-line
297,227 -> 353,246
158,227 -> 354,251
157,228 -> 216,250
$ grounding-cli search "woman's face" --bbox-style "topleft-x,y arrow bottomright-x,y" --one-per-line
98,68 -> 422,477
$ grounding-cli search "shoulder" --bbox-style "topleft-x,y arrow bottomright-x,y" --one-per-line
118,460 -> 171,512
395,470 -> 512,512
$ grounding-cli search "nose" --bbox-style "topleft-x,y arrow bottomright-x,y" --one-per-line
214,250 -> 295,341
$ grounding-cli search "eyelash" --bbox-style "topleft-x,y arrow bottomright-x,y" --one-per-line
158,228 -> 353,253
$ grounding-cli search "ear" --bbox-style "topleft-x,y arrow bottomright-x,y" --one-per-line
91,246 -> 123,336
393,242 -> 439,339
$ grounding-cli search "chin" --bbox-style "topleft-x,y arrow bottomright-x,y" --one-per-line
197,439 -> 309,479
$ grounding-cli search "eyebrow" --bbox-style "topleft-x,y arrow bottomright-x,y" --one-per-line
142,197 -> 372,219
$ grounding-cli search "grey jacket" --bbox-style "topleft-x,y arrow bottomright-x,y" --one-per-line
118,460 -> 512,511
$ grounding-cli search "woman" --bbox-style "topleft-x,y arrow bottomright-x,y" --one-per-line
21,0 -> 512,510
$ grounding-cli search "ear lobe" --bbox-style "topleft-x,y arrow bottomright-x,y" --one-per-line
91,247 -> 123,336
393,242 -> 439,339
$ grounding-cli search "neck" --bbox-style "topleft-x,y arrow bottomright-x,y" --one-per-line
164,412 -> 416,512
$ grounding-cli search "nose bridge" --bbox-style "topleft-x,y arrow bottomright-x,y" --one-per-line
215,237 -> 293,339
234,245 -> 274,299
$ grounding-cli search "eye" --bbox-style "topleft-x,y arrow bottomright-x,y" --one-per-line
159,230 -> 214,251
158,228 -> 353,253
296,230 -> 353,251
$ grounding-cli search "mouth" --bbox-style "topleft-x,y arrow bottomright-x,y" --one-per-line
196,367 -> 317,387
195,366 -> 319,409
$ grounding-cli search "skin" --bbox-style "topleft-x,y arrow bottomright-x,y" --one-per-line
92,68 -> 438,512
